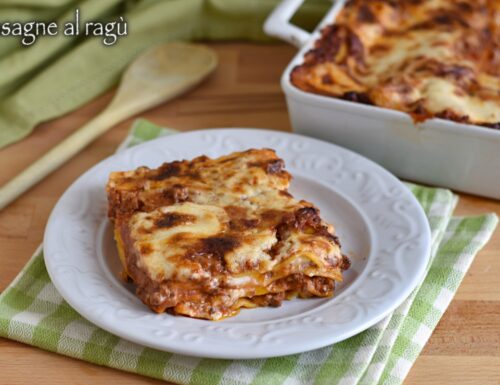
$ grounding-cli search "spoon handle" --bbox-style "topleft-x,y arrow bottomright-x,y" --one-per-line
0,108 -> 122,211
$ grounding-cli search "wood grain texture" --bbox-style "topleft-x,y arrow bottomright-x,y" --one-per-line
0,42 -> 499,385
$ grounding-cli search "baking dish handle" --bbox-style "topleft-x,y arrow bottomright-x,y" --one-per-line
264,0 -> 311,48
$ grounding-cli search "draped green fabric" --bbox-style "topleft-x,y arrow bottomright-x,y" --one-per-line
0,0 -> 329,148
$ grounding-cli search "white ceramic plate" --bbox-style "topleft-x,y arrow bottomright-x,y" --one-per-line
44,128 -> 431,359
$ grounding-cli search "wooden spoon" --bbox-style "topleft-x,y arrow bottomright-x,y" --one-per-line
0,42 -> 217,210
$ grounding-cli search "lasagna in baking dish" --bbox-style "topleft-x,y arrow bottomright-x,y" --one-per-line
291,0 -> 500,128
106,149 -> 349,320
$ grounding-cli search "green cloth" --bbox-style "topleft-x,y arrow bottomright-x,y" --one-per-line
0,0 -> 329,149
0,119 -> 498,385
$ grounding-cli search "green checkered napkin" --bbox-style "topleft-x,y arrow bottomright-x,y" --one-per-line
0,119 -> 497,385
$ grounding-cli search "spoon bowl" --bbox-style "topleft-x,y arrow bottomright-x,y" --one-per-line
109,43 -> 218,116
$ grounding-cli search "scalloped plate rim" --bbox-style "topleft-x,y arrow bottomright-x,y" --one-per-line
44,128 -> 431,359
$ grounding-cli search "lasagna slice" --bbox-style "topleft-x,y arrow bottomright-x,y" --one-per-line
106,149 -> 349,320
291,0 -> 500,128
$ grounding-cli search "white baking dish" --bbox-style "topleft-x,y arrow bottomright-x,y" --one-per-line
264,0 -> 500,200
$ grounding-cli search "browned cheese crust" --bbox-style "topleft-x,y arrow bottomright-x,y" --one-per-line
291,0 -> 500,128
106,149 -> 349,320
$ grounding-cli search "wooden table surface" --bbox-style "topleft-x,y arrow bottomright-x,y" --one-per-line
1,43 -> 499,385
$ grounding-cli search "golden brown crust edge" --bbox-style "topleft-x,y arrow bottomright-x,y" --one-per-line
291,0 -> 500,129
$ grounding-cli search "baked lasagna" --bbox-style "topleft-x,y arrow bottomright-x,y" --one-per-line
291,0 -> 500,128
106,149 -> 349,320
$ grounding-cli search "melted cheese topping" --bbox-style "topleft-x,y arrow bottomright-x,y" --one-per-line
291,0 -> 500,127
130,202 -> 229,281
107,149 -> 347,320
